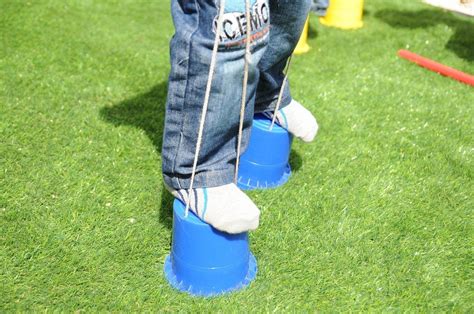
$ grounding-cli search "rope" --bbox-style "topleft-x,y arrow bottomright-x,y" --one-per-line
270,55 -> 293,130
234,0 -> 252,184
185,0 -> 226,217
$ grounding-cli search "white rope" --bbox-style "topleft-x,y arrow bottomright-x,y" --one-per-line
185,0 -> 226,217
234,0 -> 252,184
270,55 -> 293,130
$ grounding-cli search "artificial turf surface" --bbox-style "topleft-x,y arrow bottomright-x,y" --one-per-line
1,0 -> 473,311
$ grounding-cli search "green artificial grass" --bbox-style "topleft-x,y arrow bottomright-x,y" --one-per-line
1,0 -> 473,311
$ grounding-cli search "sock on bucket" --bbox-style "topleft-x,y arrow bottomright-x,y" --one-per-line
265,99 -> 318,142
166,183 -> 260,234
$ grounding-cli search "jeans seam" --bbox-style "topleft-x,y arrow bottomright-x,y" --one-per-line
171,0 -> 201,189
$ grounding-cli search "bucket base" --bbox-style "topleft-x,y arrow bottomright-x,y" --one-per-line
164,253 -> 257,297
319,17 -> 363,29
293,43 -> 311,55
237,164 -> 291,190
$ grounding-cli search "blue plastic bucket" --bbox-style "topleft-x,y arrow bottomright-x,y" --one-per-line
164,199 -> 257,297
237,114 -> 293,190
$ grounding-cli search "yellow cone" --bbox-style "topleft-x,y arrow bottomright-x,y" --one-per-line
293,17 -> 310,55
319,0 -> 364,29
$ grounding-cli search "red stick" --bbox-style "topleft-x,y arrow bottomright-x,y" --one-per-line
398,49 -> 474,87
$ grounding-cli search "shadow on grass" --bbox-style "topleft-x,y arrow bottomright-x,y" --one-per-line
100,82 -> 168,152
308,20 -> 319,39
100,82 -> 174,229
289,149 -> 302,173
375,8 -> 474,62
159,187 -> 174,230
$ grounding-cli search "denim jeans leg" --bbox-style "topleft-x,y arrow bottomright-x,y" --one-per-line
255,0 -> 312,113
162,0 -> 270,189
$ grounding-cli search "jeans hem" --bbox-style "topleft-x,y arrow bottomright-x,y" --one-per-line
163,167 -> 235,190
255,93 -> 292,113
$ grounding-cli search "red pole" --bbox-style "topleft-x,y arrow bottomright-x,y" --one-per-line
398,49 -> 474,87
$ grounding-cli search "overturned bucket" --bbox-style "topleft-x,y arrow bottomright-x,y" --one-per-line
164,199 -> 257,297
237,114 -> 293,190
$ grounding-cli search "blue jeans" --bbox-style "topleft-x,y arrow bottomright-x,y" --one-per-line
162,0 -> 311,189
311,0 -> 329,16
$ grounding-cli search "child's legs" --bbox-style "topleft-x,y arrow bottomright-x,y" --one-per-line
162,0 -> 270,190
255,0 -> 312,113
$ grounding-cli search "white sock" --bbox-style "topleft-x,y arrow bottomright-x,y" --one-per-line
265,99 -> 318,142
165,183 -> 260,234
